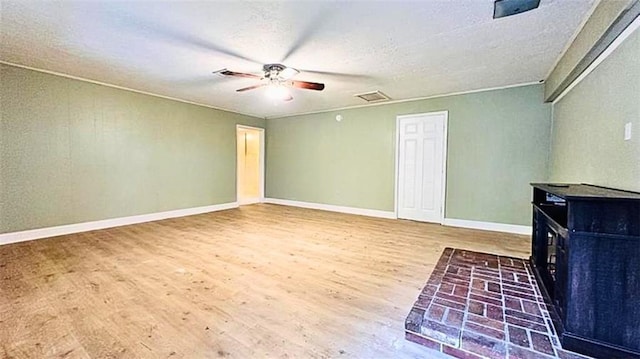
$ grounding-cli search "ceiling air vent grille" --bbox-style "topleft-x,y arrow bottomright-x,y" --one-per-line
354,91 -> 390,103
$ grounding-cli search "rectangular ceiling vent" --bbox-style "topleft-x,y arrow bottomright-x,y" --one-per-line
354,90 -> 391,103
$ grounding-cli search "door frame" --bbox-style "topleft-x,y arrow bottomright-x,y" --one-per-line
236,124 -> 265,204
394,111 -> 449,223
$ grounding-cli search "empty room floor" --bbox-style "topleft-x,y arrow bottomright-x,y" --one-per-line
0,204 -> 529,358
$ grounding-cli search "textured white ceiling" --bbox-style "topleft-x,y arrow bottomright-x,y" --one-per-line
1,0 -> 595,118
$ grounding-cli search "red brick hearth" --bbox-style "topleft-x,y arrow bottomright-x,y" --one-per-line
405,248 -> 592,359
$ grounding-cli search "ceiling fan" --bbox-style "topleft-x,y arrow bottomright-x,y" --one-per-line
215,64 -> 325,101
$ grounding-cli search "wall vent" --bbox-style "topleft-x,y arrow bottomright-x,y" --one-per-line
354,90 -> 391,103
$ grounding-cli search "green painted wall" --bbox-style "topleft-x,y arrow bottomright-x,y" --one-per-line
0,64 -> 264,233
266,84 -> 551,226
549,28 -> 640,191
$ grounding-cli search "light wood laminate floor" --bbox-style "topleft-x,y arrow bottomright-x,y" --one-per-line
0,204 -> 530,358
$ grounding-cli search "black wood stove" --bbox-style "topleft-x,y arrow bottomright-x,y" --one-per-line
530,183 -> 640,359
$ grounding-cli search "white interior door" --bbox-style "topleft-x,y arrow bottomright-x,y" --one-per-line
396,112 -> 447,223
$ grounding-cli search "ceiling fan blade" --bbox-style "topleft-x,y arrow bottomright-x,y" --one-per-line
106,11 -> 262,65
218,69 -> 262,79
281,6 -> 332,63
173,77 -> 219,86
236,84 -> 267,92
299,69 -> 373,80
289,80 -> 325,91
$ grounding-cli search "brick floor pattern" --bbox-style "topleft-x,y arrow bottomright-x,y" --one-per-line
405,248 -> 593,359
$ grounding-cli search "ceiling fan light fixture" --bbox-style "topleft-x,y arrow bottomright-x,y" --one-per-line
221,63 -> 323,100
266,84 -> 291,101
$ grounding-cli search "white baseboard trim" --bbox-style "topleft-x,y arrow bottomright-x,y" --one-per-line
264,198 -> 396,219
443,218 -> 531,235
264,198 -> 530,234
238,197 -> 262,205
0,202 -> 239,246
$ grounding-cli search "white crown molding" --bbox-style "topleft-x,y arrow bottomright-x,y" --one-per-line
0,202 -> 239,246
264,198 -> 396,219
0,60 -> 263,119
442,218 -> 532,235
265,81 -> 542,120
1,60 -> 540,121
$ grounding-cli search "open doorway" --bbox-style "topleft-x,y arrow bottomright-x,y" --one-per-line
236,125 -> 265,205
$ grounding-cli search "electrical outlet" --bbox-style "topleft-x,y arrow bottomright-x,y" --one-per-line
624,122 -> 632,141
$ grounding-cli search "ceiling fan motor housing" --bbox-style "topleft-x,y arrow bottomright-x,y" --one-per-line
264,64 -> 286,78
